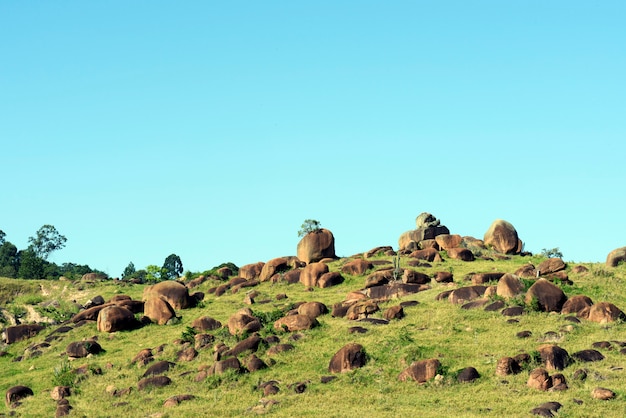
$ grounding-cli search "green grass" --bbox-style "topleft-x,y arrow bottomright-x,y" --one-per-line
1,254 -> 626,417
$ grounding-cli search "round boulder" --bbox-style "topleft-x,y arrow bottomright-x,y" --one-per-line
484,219 -> 522,254
97,305 -> 140,333
297,228 -> 336,265
606,247 -> 626,267
328,343 -> 367,373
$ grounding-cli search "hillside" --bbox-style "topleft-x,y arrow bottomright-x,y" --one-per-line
1,238 -> 626,417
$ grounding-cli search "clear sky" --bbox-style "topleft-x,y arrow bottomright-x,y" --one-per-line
2,1 -> 625,277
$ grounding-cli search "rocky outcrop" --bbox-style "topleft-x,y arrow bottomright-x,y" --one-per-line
399,213 -> 450,251
483,219 -> 522,254
606,247 -> 626,267
297,229 -> 336,264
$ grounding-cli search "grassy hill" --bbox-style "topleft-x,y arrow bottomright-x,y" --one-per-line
1,250 -> 625,417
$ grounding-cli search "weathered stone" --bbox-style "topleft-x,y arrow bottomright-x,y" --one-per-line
402,270 -> 431,285
259,257 -> 291,282
297,302 -> 328,319
364,283 -> 428,300
318,272 -> 344,288
525,279 -> 567,312
144,297 -> 176,325
457,367 -> 480,383
572,349 -> 605,363
435,234 -> 462,250
142,361 -> 175,377
527,368 -> 552,391
408,248 -> 439,261
267,343 -> 295,356
138,375 -> 172,391
245,354 -> 268,372
328,343 -> 367,373
66,340 -> 102,358
97,305 -> 139,333
383,305 -> 404,320
297,228 -> 336,264
434,271 -> 453,283
177,346 -> 197,362
346,300 -> 379,320
143,281 -> 195,310
448,286 -> 487,304
580,302 -> 626,323
461,298 -> 490,310
606,247 -> 626,267
561,295 -> 594,315
191,316 -> 222,332
472,272 -> 505,285
300,262 -> 329,288
399,226 -> 450,251
484,219 -> 521,254
365,270 -> 392,288
501,306 -> 524,316
239,262 -> 265,280
537,258 -> 566,275
274,314 -> 318,332
209,357 -> 241,375
538,344 -> 570,371
227,308 -> 261,336
341,259 -> 373,276
398,359 -> 440,383
592,387 -> 616,400
6,385 -> 33,407
4,324 -> 45,344
163,394 -> 194,408
51,386 -> 71,401
223,335 -> 261,358
496,357 -> 521,376
447,248 -> 475,261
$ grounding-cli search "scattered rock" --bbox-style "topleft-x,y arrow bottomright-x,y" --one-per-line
592,387 -> 616,400
457,367 -> 480,383
328,343 -> 367,373
483,219 -> 522,254
137,375 -> 172,391
398,358 -> 440,383
5,385 -> 33,408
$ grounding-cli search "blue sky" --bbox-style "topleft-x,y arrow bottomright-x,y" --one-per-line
2,1 -> 625,277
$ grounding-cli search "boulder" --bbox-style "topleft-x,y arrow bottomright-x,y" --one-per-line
398,359 -> 440,383
143,361 -> 176,378
318,272 -> 344,288
435,234 -> 462,250
163,394 -> 195,408
434,271 -> 453,283
300,262 -> 329,288
144,297 -> 176,325
527,368 -> 552,391
66,340 -> 103,358
364,283 -> 427,300
472,272 -> 505,285
496,274 -> 524,299
525,279 -> 567,312
191,316 -> 222,332
346,301 -> 379,320
572,349 -> 605,363
383,305 -> 404,320
580,302 -> 626,323
138,376 -> 172,391
365,270 -> 392,288
495,357 -> 521,376
416,212 -> 440,228
457,367 -> 480,383
245,354 -> 268,372
402,270 -> 431,285
341,259 -> 373,276
227,309 -> 261,336
142,281 -> 195,310
448,286 -> 487,304
97,306 -> 140,333
223,335 -> 261,358
4,324 -> 45,344
537,258 -> 566,275
297,228 -> 336,264
447,248 -> 475,261
399,226 -> 450,251
239,262 -> 265,280
538,344 -> 570,371
209,357 -> 241,375
606,247 -> 626,267
259,257 -> 291,282
297,302 -> 328,319
408,248 -> 439,261
592,387 -> 616,400
328,343 -> 367,373
5,385 -> 33,408
274,314 -> 318,332
561,295 -> 593,315
484,219 -> 521,254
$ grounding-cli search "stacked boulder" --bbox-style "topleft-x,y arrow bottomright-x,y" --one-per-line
398,213 -> 450,252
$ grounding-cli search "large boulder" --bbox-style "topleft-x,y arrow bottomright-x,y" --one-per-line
561,295 -> 593,315
525,279 -> 567,312
496,274 -> 524,299
143,281 -> 196,310
398,358 -> 441,383
538,344 -> 570,371
5,385 -> 33,408
537,258 -> 566,275
341,259 -> 373,276
227,308 -> 261,336
328,343 -> 367,373
97,305 -> 140,332
606,247 -> 626,267
144,296 -> 176,325
399,227 -> 450,251
448,286 -> 487,305
300,262 -> 329,288
259,257 -> 291,282
435,234 -> 462,250
580,302 -> 626,323
297,228 -> 336,264
274,314 -> 318,332
4,324 -> 44,344
483,219 -> 522,254
66,340 -> 103,358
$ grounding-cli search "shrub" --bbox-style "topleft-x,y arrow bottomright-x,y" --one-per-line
540,247 -> 563,258
298,219 -> 321,237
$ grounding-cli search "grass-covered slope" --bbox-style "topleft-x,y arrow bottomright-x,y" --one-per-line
1,252 -> 625,417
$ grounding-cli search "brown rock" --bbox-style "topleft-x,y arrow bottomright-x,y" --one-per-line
346,300 -> 379,320
142,281 -> 195,310
223,334 -> 261,358
259,257 -> 291,282
592,387 -> 616,400
144,297 -> 176,325
447,248 -> 475,261
191,316 -> 222,332
561,295 -> 593,315
434,271 -> 453,283
484,219 -> 521,254
527,368 -> 552,391
398,359 -> 440,383
97,306 -> 139,333
328,343 -> 367,373
297,302 -> 328,319
402,270 -> 431,285
581,302 -> 626,323
383,305 -> 404,320
606,247 -> 626,267
525,279 -> 567,312
537,258 -> 566,275
457,367 -> 480,383
5,385 -> 33,408
267,343 -> 295,356
435,234 -> 462,250
66,340 -> 102,358
409,248 -> 439,261
448,286 -> 487,304
538,344 -> 570,371
341,259 -> 373,276
496,274 -> 524,299
138,376 -> 172,391
495,357 -> 521,376
142,360 -> 175,377
300,262 -> 329,288
515,264 -> 538,278
274,314 -> 318,332
4,324 -> 45,344
297,228 -> 336,264
239,262 -> 265,280
318,272 -> 344,288
177,346 -> 198,362
163,394 -> 194,408
50,386 -> 71,401
227,308 -> 261,336
209,357 -> 241,375
245,354 -> 268,372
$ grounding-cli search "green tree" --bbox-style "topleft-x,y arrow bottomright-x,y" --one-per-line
28,225 -> 67,260
0,241 -> 18,278
145,265 -> 164,283
121,262 -> 136,280
162,254 -> 183,280
298,219 -> 322,237
17,249 -> 46,279
0,229 -> 6,245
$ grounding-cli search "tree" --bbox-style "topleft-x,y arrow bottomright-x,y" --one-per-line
17,249 -> 46,279
0,229 -> 5,245
28,225 -> 67,260
145,265 -> 164,283
121,262 -> 136,280
0,241 -> 18,278
162,254 -> 183,280
298,219 -> 322,237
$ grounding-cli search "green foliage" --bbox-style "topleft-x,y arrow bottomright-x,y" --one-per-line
540,247 -> 563,258
204,262 -> 240,277
298,219 -> 321,237
35,302 -> 78,323
17,249 -> 46,279
52,360 -> 77,388
121,262 -> 136,280
28,224 -> 67,260
180,326 -> 197,344
145,265 -> 165,283
162,254 -> 183,280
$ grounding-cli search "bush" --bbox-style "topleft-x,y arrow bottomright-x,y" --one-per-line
298,219 -> 321,237
540,247 -> 563,258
